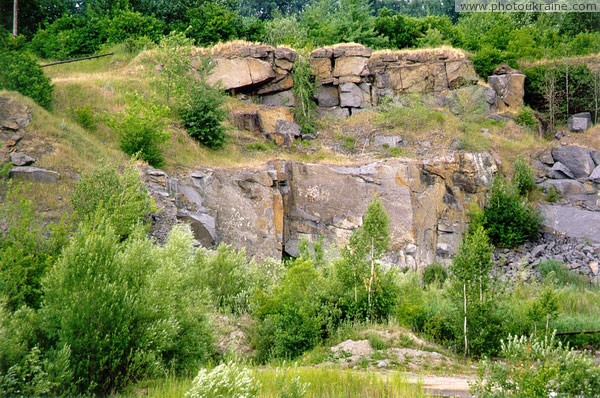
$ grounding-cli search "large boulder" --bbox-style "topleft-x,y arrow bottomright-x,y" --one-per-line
551,146 -> 595,179
9,166 -> 60,183
567,112 -> 592,132
205,58 -> 275,91
540,204 -> 600,244
316,85 -> 340,107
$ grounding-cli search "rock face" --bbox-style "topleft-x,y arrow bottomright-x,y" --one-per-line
196,43 -> 483,124
145,153 -> 497,268
313,45 -> 479,116
488,71 -> 525,112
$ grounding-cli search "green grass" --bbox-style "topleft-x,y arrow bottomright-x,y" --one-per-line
121,367 -> 428,398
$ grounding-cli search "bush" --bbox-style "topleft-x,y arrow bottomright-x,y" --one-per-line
515,106 -> 538,131
68,105 -> 96,130
0,184 -> 66,311
41,222 -> 213,395
292,56 -> 318,136
180,81 -> 227,149
99,10 -> 164,44
471,46 -> 514,78
422,263 -> 448,288
186,361 -> 259,398
472,334 -> 600,398
29,15 -> 102,60
71,164 -> 154,240
106,92 -> 170,167
512,156 -> 536,197
252,259 -> 327,362
196,245 -> 251,314
483,177 -> 542,248
0,50 -> 53,109
186,3 -> 242,46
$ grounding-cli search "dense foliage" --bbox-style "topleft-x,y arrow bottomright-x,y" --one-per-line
180,82 -> 228,149
0,49 -> 53,109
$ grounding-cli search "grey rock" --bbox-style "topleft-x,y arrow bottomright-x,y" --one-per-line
339,82 -> 364,108
591,151 -> 600,166
261,90 -> 296,107
540,204 -> 600,244
316,85 -> 340,107
177,211 -> 217,248
9,166 -> 60,183
539,149 -> 555,165
555,130 -> 567,140
541,179 -> 589,196
567,112 -> 592,132
589,165 -> 600,182
373,135 -> 403,148
317,106 -> 350,119
9,152 -> 35,166
404,243 -> 418,255
548,161 -> 575,179
551,146 -> 595,179
275,120 -> 301,138
2,120 -> 19,130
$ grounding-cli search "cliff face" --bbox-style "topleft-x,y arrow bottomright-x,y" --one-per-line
146,153 -> 497,268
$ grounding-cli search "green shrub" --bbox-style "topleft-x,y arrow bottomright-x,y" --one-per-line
153,31 -> 196,108
71,164 -> 154,240
0,50 -> 53,109
537,260 -> 588,287
471,46 -> 517,78
196,245 -> 251,314
29,15 -> 102,60
180,82 -> 227,149
422,263 -> 448,288
512,156 -> 536,197
186,361 -> 259,398
106,92 -> 170,167
252,259 -> 327,362
0,184 -> 66,311
544,185 -> 560,203
41,222 -> 213,395
68,105 -> 96,130
186,3 -> 243,46
515,106 -> 538,130
99,10 -> 164,44
292,56 -> 317,136
482,176 -> 542,248
472,334 -> 600,398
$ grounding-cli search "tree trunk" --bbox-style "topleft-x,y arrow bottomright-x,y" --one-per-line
464,283 -> 468,355
13,0 -> 18,37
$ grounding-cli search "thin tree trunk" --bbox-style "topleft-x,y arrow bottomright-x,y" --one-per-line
464,283 -> 468,355
367,239 -> 374,323
565,64 -> 570,120
13,0 -> 18,37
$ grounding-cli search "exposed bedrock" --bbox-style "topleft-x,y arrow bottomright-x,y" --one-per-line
145,153 -> 497,269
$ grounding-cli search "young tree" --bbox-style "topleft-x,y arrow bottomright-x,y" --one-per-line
335,194 -> 396,323
449,224 -> 493,356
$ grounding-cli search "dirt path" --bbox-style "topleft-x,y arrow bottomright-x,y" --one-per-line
405,373 -> 474,397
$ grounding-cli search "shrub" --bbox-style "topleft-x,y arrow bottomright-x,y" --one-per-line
99,10 -> 164,44
252,259 -> 326,362
41,222 -> 213,395
186,3 -> 242,46
483,176 -> 542,248
29,15 -> 102,60
196,245 -> 251,314
0,50 -> 53,109
106,92 -> 170,167
186,361 -> 259,398
537,260 -> 588,287
180,81 -> 227,149
68,105 -> 96,130
472,334 -> 600,398
153,31 -> 196,107
292,56 -> 317,136
0,184 -> 66,311
422,263 -> 448,288
515,106 -> 538,131
512,156 -> 536,197
71,164 -> 154,240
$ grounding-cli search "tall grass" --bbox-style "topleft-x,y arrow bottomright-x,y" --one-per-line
121,367 -> 428,398
257,367 -> 426,398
